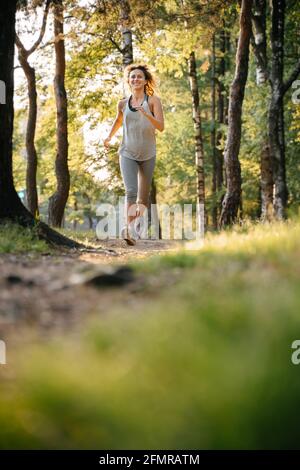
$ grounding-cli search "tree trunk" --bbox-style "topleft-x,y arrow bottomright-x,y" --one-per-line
0,1 -> 33,224
251,0 -> 300,219
48,0 -> 70,227
0,2 -> 96,250
269,93 -> 287,219
149,179 -> 162,239
16,51 -> 39,217
224,30 -> 231,127
260,143 -> 274,220
73,198 -> 78,230
219,0 -> 253,227
216,29 -> 226,191
120,0 -> 133,68
252,0 -> 268,84
214,28 -> 227,224
187,51 -> 205,233
24,66 -> 39,218
251,0 -> 274,219
211,34 -> 217,229
83,193 -> 94,230
269,0 -> 287,219
15,1 -> 50,218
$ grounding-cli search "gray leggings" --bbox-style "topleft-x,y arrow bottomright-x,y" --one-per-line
119,155 -> 156,206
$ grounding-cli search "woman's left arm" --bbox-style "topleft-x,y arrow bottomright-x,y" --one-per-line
135,96 -> 165,132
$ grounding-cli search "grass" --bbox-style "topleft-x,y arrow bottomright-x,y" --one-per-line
1,219 -> 300,448
0,222 -> 48,254
57,228 -> 97,246
0,223 -> 97,253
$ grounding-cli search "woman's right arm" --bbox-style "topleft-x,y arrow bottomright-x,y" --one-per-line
103,100 -> 124,149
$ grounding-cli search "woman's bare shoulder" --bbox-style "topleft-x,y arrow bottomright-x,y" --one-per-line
148,94 -> 161,104
118,98 -> 127,112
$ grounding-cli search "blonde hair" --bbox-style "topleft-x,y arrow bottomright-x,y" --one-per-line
123,63 -> 157,96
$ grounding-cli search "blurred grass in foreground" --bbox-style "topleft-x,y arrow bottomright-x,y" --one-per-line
1,219 -> 300,448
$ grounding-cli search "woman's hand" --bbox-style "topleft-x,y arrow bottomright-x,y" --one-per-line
103,136 -> 111,149
134,106 -> 148,116
135,99 -> 164,132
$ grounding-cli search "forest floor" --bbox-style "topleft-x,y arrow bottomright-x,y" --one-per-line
0,236 -> 183,337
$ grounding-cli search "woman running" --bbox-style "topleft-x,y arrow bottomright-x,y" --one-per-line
104,64 -> 164,245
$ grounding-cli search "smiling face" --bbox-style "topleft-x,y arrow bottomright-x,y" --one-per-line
129,69 -> 147,91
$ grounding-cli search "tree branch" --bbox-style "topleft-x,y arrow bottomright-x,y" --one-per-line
38,39 -> 54,50
108,36 -> 124,54
282,58 -> 300,95
15,33 -> 27,56
27,0 -> 51,55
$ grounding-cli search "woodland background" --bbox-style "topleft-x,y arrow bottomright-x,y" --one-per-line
12,0 -> 300,232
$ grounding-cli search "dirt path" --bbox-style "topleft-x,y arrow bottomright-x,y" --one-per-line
80,238 -> 182,263
0,239 -> 182,338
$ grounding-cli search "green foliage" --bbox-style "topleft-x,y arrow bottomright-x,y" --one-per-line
155,76 -> 196,204
285,98 -> 300,209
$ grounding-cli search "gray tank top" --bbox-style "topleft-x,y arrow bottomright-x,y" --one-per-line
118,94 -> 156,161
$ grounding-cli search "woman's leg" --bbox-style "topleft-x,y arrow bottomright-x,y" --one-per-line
137,156 -> 156,210
119,155 -> 139,227
135,157 -> 156,236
